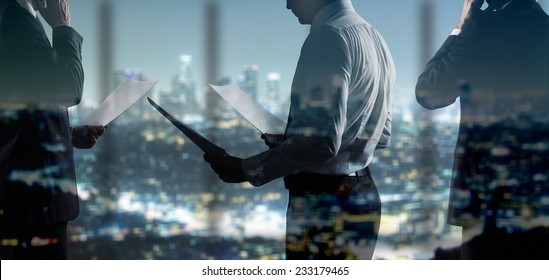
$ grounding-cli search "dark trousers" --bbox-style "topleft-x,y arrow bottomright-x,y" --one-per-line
283,167 -> 381,260
0,222 -> 68,260
461,226 -> 549,260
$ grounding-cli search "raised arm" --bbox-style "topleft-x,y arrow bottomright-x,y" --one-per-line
1,0 -> 83,107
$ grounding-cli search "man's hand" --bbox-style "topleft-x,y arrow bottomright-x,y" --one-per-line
203,153 -> 247,183
35,0 -> 71,28
261,133 -> 285,149
72,125 -> 107,149
457,0 -> 484,29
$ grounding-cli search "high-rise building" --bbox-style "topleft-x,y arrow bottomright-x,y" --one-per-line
159,55 -> 200,119
264,72 -> 288,119
239,65 -> 259,102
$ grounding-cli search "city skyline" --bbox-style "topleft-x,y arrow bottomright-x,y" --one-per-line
27,0 -> 549,260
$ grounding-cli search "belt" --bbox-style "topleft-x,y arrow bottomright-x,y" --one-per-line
351,167 -> 371,178
284,167 -> 372,191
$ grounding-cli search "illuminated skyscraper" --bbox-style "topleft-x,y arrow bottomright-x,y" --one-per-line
264,72 -> 288,118
160,55 -> 200,119
239,65 -> 259,102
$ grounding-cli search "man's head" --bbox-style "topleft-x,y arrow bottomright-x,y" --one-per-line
286,0 -> 337,25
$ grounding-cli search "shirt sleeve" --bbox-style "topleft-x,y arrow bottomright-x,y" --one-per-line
1,5 -> 84,107
242,26 -> 350,186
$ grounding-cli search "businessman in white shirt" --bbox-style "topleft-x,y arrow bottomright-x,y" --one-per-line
205,0 -> 395,259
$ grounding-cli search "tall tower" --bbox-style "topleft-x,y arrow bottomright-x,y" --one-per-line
99,0 -> 114,98
203,0 -> 223,239
417,0 -> 436,189
205,0 -> 220,88
415,0 -> 440,239
95,0 -> 117,208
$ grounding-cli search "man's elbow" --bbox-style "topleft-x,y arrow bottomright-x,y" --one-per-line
416,95 -> 443,110
415,84 -> 455,110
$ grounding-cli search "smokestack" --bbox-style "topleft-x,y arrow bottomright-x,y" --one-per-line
99,0 -> 113,99
420,0 -> 434,67
417,0 -> 436,190
95,0 -> 117,203
203,0 -> 223,238
204,0 -> 223,120
205,0 -> 220,86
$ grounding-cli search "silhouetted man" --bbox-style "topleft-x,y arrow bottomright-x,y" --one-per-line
1,0 -> 106,259
205,0 -> 395,259
416,0 -> 549,259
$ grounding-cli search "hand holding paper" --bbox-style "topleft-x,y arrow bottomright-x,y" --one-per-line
203,153 -> 246,183
72,125 -> 108,149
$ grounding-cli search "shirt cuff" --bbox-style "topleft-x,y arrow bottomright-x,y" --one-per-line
451,29 -> 462,36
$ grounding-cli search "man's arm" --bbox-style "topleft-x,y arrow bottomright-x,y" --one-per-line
1,3 -> 83,106
415,0 -> 482,110
415,35 -> 462,110
241,26 -> 350,186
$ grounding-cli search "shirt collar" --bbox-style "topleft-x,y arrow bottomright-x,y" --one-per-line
311,0 -> 355,27
16,0 -> 37,18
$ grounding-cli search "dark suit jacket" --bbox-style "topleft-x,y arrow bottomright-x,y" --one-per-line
416,0 -> 549,228
0,0 -> 84,228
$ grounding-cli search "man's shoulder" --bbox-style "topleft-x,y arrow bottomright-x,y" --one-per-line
0,0 -> 18,20
320,11 -> 370,32
1,0 -> 28,14
1,1 -> 36,26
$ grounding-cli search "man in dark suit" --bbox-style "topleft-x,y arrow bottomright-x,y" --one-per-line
0,0 -> 106,259
416,0 -> 549,259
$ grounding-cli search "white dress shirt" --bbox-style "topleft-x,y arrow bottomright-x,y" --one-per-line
242,0 -> 396,186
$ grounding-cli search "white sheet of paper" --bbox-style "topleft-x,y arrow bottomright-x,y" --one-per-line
84,79 -> 158,126
210,84 -> 287,134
